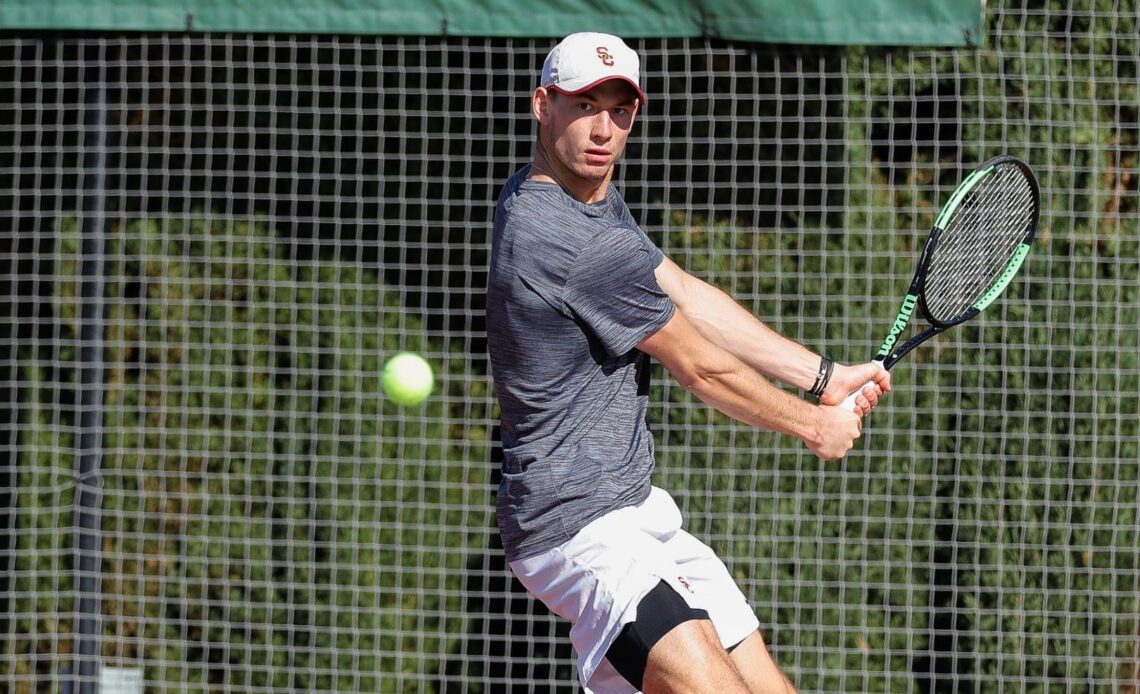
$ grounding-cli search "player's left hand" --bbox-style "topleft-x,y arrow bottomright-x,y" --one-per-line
820,362 -> 891,416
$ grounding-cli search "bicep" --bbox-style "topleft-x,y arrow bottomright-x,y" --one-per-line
652,255 -> 695,307
654,255 -> 725,317
641,256 -> 734,380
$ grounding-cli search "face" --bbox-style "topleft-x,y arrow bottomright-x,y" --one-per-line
532,80 -> 640,201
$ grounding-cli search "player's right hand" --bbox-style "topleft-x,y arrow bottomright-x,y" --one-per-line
806,405 -> 863,460
821,361 -> 892,417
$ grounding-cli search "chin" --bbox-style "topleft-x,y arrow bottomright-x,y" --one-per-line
574,164 -> 611,182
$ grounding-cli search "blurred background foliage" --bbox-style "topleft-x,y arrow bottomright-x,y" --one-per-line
3,0 -> 1138,690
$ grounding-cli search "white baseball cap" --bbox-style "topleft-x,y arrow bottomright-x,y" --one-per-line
541,32 -> 647,103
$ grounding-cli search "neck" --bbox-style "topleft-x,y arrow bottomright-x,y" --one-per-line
530,140 -> 609,204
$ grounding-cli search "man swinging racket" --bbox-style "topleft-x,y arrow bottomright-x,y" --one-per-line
487,32 -> 890,694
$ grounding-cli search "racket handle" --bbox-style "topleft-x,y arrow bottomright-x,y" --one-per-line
839,379 -> 877,412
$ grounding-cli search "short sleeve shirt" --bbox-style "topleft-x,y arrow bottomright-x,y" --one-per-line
487,166 -> 675,562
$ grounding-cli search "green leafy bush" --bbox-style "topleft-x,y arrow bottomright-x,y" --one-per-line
10,215 -> 489,690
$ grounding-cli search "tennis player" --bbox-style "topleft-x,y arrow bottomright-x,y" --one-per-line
487,32 -> 891,694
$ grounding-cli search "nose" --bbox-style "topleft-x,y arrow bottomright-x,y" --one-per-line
591,111 -> 613,141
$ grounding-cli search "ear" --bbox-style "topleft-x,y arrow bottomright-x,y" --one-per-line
531,87 -> 551,124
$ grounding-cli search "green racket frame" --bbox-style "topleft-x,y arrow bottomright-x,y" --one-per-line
874,155 -> 1039,370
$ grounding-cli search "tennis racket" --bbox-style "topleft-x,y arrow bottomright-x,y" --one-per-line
840,154 -> 1040,411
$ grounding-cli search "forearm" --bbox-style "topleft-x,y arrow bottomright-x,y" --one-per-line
677,275 -> 822,390
639,308 -> 867,460
669,346 -> 823,445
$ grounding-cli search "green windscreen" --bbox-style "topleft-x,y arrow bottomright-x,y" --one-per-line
0,0 -> 983,46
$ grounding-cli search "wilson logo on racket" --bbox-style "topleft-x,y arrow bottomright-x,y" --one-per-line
877,294 -> 919,358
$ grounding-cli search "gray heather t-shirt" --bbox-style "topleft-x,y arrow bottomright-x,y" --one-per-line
488,166 -> 676,562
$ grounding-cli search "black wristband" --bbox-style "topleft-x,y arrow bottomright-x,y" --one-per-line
809,356 -> 834,398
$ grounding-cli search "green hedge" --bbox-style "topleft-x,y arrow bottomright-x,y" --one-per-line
9,215 -> 491,690
9,177 -> 1139,691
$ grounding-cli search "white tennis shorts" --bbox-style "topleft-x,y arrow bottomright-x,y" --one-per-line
508,486 -> 760,694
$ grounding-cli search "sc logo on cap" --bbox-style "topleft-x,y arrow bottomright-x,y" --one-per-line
596,47 -> 614,66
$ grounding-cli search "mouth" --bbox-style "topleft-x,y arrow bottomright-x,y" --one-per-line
583,149 -> 611,166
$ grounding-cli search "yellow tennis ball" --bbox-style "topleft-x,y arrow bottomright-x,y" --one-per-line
382,352 -> 434,406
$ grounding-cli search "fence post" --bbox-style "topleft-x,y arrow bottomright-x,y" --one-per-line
74,39 -> 109,694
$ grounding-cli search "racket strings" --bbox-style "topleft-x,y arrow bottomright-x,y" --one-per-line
923,164 -> 1036,323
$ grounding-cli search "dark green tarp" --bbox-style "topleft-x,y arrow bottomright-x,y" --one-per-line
0,0 -> 983,46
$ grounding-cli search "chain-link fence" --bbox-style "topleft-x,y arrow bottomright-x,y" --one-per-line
2,2 -> 1138,690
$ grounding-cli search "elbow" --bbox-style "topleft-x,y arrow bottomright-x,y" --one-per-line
670,358 -> 725,396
